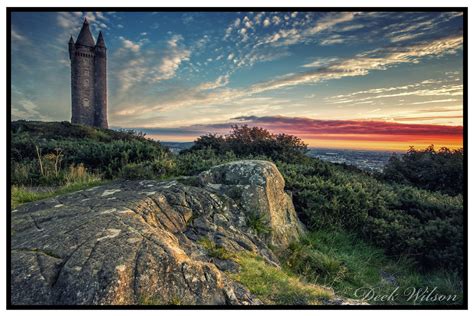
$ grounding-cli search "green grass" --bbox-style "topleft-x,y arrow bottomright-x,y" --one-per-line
282,229 -> 463,305
11,179 -> 106,209
230,252 -> 333,305
198,237 -> 235,260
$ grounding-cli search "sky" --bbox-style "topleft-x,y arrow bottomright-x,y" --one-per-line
10,10 -> 464,151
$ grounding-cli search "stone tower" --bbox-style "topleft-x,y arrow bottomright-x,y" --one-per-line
69,18 -> 108,128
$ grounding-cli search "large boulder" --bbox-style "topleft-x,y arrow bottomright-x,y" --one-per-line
10,160 -> 304,305
199,160 -> 304,248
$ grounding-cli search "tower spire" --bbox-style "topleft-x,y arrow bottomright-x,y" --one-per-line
96,31 -> 106,47
75,18 -> 95,47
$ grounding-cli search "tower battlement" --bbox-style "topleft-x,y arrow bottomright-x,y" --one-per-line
69,18 -> 108,129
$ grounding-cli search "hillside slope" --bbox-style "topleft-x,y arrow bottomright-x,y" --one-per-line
11,160 -> 349,305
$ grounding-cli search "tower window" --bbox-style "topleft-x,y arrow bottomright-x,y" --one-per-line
83,98 -> 90,107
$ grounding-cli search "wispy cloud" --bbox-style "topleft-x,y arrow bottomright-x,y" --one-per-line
197,75 -> 229,90
247,33 -> 463,95
327,78 -> 463,105
114,34 -> 190,94
230,115 -> 463,136
11,85 -> 49,121
112,32 -> 463,124
11,28 -> 29,43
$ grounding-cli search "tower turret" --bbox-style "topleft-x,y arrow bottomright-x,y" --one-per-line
94,31 -> 108,128
68,36 -> 75,60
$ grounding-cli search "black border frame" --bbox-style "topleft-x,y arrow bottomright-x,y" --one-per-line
5,6 -> 468,310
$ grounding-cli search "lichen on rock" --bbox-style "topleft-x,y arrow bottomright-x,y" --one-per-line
10,160 -> 305,305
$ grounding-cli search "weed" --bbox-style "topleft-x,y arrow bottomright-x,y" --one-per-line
246,211 -> 272,236
198,237 -> 234,260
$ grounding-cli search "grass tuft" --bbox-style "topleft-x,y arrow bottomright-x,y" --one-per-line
11,179 -> 105,209
198,237 -> 235,260
230,252 -> 333,305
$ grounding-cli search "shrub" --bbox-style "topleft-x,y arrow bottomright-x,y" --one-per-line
175,147 -> 238,176
382,145 -> 464,196
11,121 -> 172,186
277,159 -> 464,272
184,125 -> 308,163
246,211 -> 272,236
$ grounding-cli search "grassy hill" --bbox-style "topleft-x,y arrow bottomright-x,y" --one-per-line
10,121 -> 464,305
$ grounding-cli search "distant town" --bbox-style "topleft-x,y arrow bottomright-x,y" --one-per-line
161,141 -> 397,173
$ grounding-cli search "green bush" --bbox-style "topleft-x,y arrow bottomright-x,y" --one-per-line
183,124 -> 308,163
277,159 -> 464,272
11,121 -> 172,186
382,145 -> 464,196
175,147 -> 238,175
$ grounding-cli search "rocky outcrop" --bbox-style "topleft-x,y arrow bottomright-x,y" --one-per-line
199,160 -> 304,248
10,160 -> 304,305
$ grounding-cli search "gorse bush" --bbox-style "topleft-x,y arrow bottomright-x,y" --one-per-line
183,124 -> 308,163
11,121 -> 172,185
277,159 -> 464,273
382,145 -> 464,196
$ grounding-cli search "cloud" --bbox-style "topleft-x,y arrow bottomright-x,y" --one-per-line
121,115 -> 463,148
263,17 -> 271,27
384,12 -> 463,43
197,75 -> 230,90
230,115 -> 463,136
11,85 -> 49,121
339,24 -> 364,32
57,12 -> 79,30
302,57 -> 339,68
119,36 -> 141,52
411,99 -> 459,105
114,34 -> 190,94
113,31 -> 463,121
307,12 -> 357,34
327,78 -> 463,105
320,34 -> 345,45
247,33 -> 463,95
11,28 -> 30,48
155,49 -> 191,81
